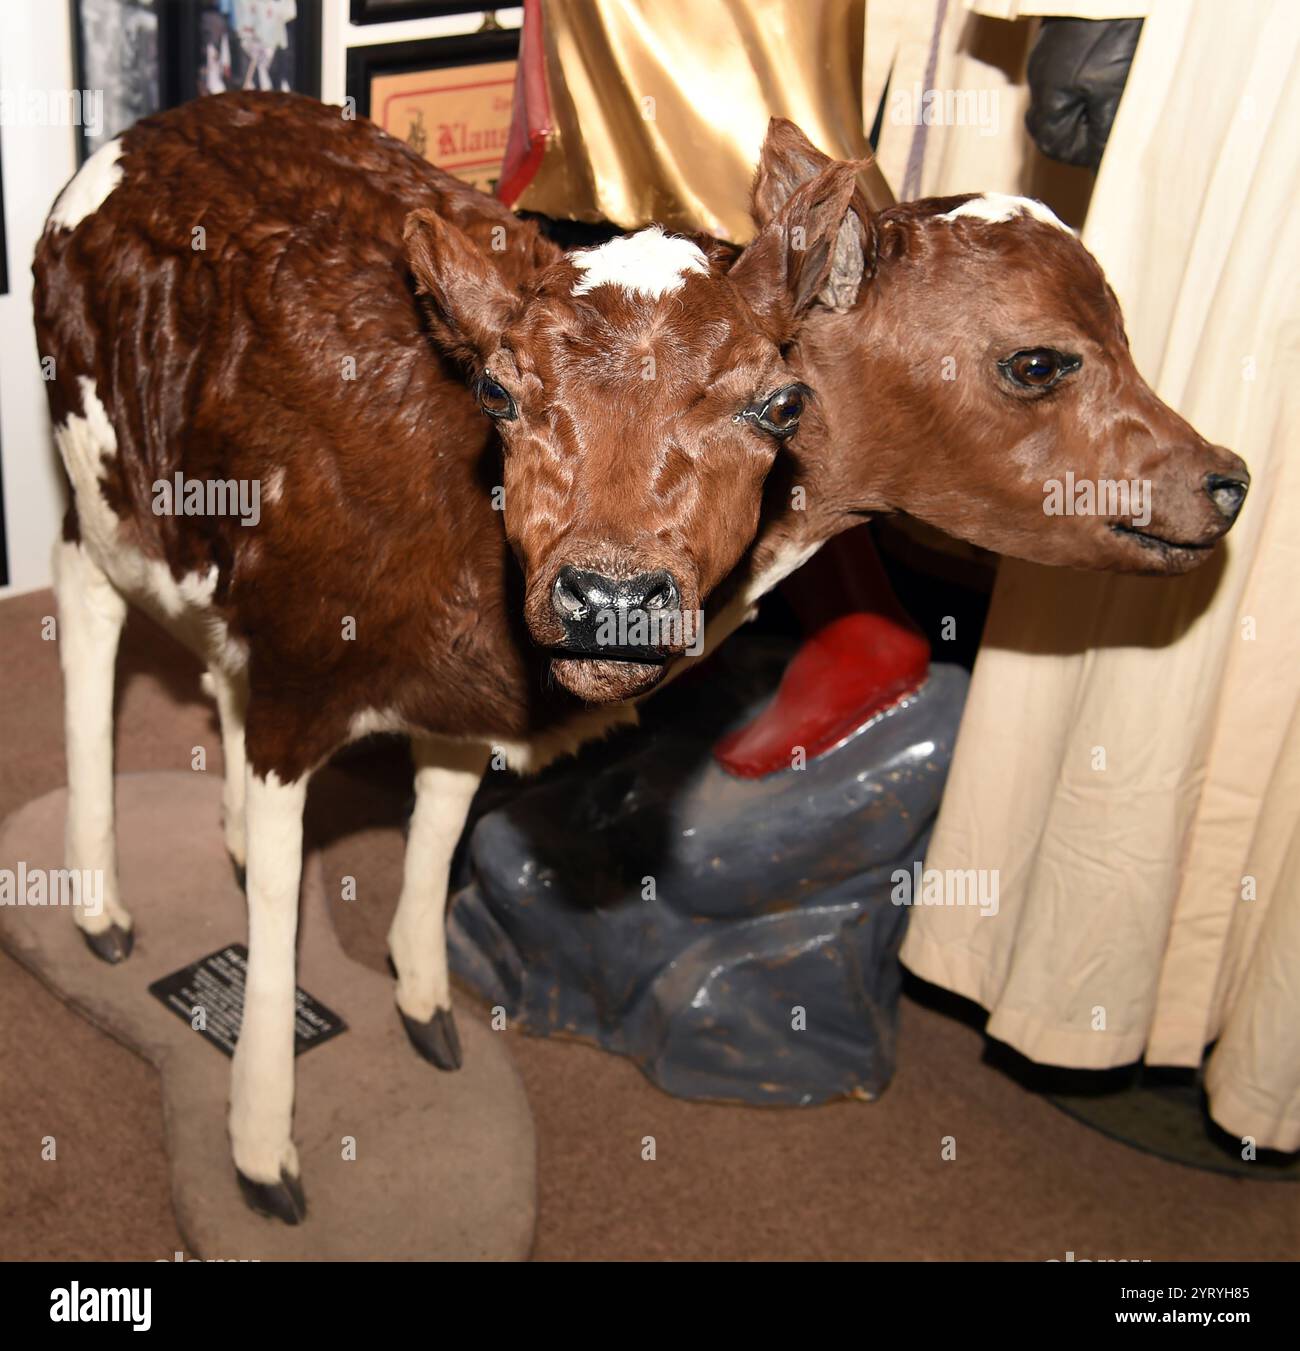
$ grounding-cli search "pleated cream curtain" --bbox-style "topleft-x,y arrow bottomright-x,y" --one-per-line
901,0 -> 1300,1150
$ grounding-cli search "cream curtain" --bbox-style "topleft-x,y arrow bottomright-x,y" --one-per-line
901,0 -> 1300,1150
861,0 -> 1107,220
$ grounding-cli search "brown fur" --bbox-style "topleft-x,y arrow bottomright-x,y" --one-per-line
33,95 -> 850,778
696,120 -> 1249,640
795,210 -> 1241,563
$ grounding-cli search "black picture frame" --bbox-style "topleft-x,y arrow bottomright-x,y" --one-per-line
163,0 -> 322,109
345,26 -> 519,124
69,1 -> 323,164
350,1 -> 489,24
69,0 -> 167,165
0,137 -> 8,298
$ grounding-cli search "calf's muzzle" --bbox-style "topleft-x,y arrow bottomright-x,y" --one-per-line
551,566 -> 682,662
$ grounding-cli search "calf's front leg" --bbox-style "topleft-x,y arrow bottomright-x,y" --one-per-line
229,765 -> 309,1223
388,738 -> 489,1069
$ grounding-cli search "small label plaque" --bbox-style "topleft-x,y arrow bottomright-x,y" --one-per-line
148,944 -> 347,1058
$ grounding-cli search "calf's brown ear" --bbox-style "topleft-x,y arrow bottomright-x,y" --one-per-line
404,208 -> 522,361
730,155 -> 870,337
742,117 -> 880,318
752,118 -> 837,225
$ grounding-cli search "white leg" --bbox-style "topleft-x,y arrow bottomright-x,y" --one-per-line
388,738 -> 488,1068
229,766 -> 309,1221
54,540 -> 131,954
208,668 -> 249,874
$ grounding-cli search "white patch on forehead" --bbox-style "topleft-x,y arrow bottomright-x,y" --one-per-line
48,138 -> 125,232
569,226 -> 709,300
938,192 -> 1072,234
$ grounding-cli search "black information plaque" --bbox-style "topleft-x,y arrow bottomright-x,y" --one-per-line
148,943 -> 348,1058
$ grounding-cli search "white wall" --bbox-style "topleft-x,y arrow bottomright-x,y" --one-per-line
0,1 -> 521,599
0,1 -> 79,597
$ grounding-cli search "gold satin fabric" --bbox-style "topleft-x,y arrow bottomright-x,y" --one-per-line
516,0 -> 892,240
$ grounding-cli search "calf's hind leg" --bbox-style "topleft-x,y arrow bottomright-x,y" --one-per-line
54,540 -> 133,961
388,738 -> 489,1069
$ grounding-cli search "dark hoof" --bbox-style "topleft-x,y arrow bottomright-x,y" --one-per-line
231,857 -> 247,892
399,1005 -> 463,1071
82,923 -> 134,964
237,1167 -> 307,1225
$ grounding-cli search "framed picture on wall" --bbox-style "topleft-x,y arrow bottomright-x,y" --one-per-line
164,0 -> 322,106
71,2 -> 322,163
349,2 -> 490,23
70,0 -> 164,163
345,27 -> 519,195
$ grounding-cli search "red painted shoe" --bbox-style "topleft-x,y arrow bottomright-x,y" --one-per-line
714,612 -> 931,778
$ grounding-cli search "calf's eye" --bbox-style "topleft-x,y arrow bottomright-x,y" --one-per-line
744,383 -> 812,439
476,374 -> 517,420
999,348 -> 1081,391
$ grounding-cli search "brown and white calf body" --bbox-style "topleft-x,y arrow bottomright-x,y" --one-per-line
33,94 -> 855,1221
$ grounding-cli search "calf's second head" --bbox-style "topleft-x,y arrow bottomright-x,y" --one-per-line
405,161 -> 861,702
752,120 -> 1250,575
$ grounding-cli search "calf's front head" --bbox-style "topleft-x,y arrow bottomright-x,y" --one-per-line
754,121 -> 1249,575
405,161 -> 861,702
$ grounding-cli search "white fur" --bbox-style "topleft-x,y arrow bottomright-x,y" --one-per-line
48,138 -> 125,232
741,538 -> 824,608
54,379 -> 248,674
653,537 -> 825,692
54,540 -> 129,937
388,740 -> 490,1022
209,669 -> 249,870
348,707 -> 412,741
492,699 -> 640,774
229,768 -> 309,1184
938,192 -> 1071,233
570,226 -> 709,300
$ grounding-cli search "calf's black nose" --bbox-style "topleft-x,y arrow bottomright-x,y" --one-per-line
551,567 -> 680,660
1205,472 -> 1248,522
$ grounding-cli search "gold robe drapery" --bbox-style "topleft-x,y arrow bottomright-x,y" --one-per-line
508,0 -> 889,240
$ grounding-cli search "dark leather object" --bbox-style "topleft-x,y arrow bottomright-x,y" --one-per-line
1026,18 -> 1143,169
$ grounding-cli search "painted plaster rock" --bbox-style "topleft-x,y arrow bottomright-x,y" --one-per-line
448,645 -> 969,1105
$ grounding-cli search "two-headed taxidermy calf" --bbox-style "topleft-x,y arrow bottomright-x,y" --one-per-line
34,95 -> 1248,1225
33,93 -> 857,1221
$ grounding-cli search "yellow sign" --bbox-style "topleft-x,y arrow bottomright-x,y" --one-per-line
370,60 -> 517,195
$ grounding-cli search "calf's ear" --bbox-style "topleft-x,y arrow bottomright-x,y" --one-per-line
730,155 -> 871,337
404,208 -> 522,360
738,117 -> 879,320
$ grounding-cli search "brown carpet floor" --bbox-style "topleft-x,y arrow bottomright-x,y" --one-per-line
1,587 -> 1295,1261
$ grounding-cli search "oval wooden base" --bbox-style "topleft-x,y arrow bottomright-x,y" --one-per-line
0,772 -> 535,1260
